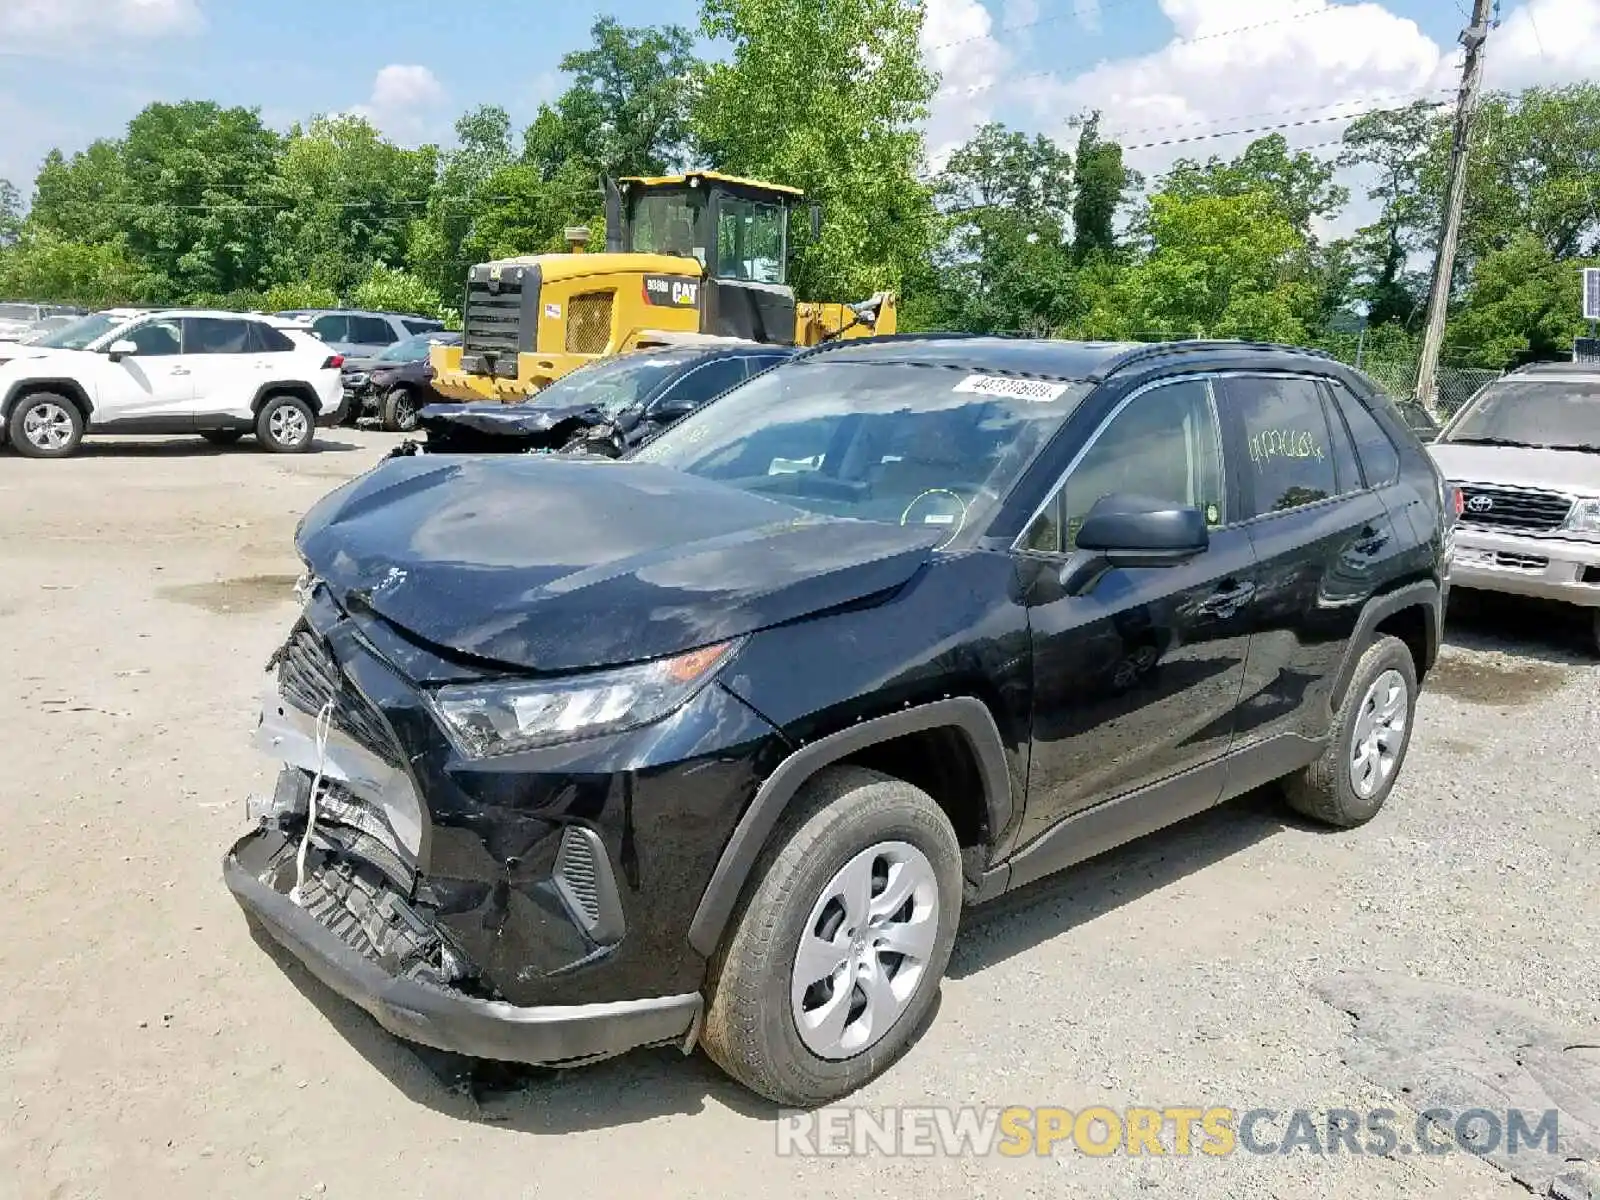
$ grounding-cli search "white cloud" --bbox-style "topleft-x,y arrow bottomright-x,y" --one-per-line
922,0 -> 1012,166
1485,0 -> 1600,90
349,64 -> 448,144
0,0 -> 202,45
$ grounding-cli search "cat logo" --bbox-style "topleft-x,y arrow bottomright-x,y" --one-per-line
643,275 -> 701,308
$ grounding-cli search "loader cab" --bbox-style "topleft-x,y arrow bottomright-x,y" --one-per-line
616,173 -> 806,345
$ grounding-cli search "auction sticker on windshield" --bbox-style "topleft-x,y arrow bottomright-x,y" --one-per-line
954,374 -> 1070,402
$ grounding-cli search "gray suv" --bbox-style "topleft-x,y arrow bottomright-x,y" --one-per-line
1428,361 -> 1600,653
273,309 -> 444,359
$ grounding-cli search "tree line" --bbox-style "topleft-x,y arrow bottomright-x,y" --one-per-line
0,0 -> 1595,370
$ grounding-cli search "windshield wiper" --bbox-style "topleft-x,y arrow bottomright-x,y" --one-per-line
1545,443 -> 1600,454
1447,436 -> 1547,448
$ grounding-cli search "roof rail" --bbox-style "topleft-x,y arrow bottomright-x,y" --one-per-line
791,330 -> 987,362
1091,339 -> 1338,382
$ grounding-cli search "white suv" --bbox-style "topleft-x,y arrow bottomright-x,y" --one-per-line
0,309 -> 345,459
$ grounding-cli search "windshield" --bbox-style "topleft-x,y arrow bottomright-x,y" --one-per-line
0,304 -> 39,322
537,351 -> 691,416
633,360 -> 1091,539
376,333 -> 438,363
716,197 -> 786,284
31,312 -> 125,350
1445,377 -> 1600,450
627,191 -> 704,262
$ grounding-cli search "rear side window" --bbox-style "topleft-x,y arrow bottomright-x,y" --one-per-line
402,319 -> 442,336
1328,381 -> 1402,486
1221,375 -> 1339,518
672,356 -> 748,404
744,354 -> 788,378
350,316 -> 398,345
251,323 -> 297,353
310,314 -> 348,342
183,318 -> 252,354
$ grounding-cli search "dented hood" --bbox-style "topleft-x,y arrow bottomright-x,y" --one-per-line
296,454 -> 938,672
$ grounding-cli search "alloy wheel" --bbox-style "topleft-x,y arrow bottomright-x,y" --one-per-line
1350,668 -> 1408,799
22,402 -> 75,452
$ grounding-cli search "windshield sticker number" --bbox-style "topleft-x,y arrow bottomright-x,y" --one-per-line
954,374 -> 1069,402
545,303 -> 561,320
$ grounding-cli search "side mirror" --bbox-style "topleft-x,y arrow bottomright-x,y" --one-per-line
1074,493 -> 1210,568
107,339 -> 138,362
649,396 -> 698,425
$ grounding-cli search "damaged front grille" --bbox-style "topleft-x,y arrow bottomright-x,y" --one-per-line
275,625 -> 405,768
293,854 -> 470,989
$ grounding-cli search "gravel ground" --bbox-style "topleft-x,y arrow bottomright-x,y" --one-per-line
1,431 -> 1596,1199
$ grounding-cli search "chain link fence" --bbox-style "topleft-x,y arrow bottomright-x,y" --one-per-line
1331,352 -> 1501,420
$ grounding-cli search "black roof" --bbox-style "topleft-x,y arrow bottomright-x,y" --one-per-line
796,334 -> 1337,382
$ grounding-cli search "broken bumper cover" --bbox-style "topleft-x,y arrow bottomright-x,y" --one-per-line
223,843 -> 702,1066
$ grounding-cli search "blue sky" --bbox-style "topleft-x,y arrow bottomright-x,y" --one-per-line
3,0 -> 1597,232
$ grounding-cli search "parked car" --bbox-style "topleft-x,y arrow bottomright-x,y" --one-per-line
400,342 -> 794,455
275,309 -> 445,359
0,302 -> 84,342
15,315 -> 78,344
340,331 -> 461,431
226,336 -> 1447,1105
1428,361 -> 1600,653
0,309 -> 344,458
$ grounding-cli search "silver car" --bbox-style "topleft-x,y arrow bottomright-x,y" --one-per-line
1428,362 -> 1600,653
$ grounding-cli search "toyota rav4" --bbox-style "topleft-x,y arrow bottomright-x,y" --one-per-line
0,309 -> 344,458
226,336 -> 1449,1105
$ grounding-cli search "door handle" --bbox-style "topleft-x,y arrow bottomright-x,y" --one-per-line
169,367 -> 191,376
1195,580 -> 1256,618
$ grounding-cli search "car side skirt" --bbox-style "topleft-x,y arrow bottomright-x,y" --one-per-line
979,731 -> 1326,900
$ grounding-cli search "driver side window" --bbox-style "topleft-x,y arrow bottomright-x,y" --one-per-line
120,319 -> 182,358
1024,378 -> 1226,553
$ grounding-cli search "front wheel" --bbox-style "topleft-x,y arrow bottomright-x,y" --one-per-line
381,386 -> 420,433
700,766 -> 961,1106
1284,634 -> 1418,828
255,395 -> 315,453
8,392 -> 84,459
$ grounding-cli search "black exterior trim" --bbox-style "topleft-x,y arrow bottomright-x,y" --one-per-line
251,381 -> 324,417
687,697 -> 1013,957
224,848 -> 701,1066
89,415 -> 195,434
1327,580 -> 1442,710
989,732 -> 1326,897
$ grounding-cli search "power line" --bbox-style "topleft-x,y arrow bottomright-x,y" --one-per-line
1106,89 -> 1453,142
1117,100 -> 1449,153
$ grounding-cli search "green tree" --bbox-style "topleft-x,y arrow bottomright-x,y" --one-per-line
923,123 -> 1081,334
693,0 -> 938,300
1070,112 -> 1138,262
1081,190 -> 1315,342
116,101 -> 287,300
525,18 -> 697,182
29,141 -> 130,248
269,115 -> 437,296
406,105 -> 517,301
1160,133 -> 1347,239
0,179 -> 22,246
0,232 -> 144,307
1339,100 -> 1442,328
349,263 -> 449,319
1444,234 -> 1598,367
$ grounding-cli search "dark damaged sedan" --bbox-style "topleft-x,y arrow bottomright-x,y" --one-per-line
399,341 -> 793,457
227,335 -> 1447,1104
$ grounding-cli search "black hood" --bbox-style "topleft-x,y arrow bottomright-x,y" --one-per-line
296,455 -> 939,673
417,401 -> 605,438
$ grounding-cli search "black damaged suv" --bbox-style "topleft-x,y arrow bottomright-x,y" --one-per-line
226,336 -> 1449,1105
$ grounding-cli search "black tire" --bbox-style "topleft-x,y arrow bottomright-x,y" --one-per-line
700,765 -> 962,1106
200,429 -> 244,446
8,391 -> 84,459
381,387 -> 419,433
255,394 -> 315,453
1588,609 -> 1600,660
1284,634 -> 1418,828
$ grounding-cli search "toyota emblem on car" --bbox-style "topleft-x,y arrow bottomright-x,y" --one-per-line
1466,494 -> 1494,513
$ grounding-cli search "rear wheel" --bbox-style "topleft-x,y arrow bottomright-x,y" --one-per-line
381,386 -> 420,433
8,392 -> 84,459
256,394 -> 315,453
200,429 -> 244,446
700,766 -> 961,1105
1284,634 -> 1417,828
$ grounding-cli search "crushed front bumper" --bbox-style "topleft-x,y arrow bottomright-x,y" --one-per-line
224,828 -> 702,1066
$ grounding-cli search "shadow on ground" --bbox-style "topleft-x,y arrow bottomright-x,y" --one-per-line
1442,588 -> 1596,667
56,436 -> 364,457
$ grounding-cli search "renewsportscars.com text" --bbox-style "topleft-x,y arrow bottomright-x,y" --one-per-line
775,1106 -> 1560,1160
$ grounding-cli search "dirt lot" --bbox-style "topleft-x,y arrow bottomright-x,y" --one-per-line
3,432 -> 1597,1200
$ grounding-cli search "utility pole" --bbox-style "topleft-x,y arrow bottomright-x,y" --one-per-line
1414,0 -> 1493,415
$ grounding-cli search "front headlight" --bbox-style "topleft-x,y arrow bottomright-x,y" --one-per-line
1565,498 -> 1600,535
430,640 -> 742,758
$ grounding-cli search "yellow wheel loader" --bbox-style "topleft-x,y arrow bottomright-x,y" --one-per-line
429,171 -> 896,403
